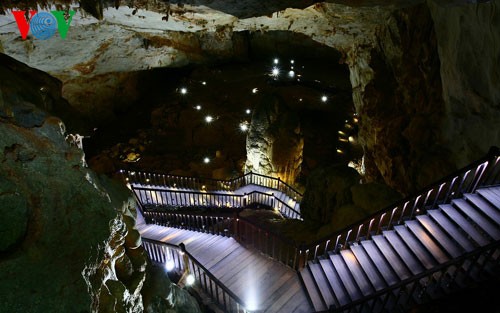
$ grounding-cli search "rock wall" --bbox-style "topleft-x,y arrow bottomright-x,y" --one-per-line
347,1 -> 500,195
0,54 -> 199,313
245,92 -> 304,184
429,0 -> 500,167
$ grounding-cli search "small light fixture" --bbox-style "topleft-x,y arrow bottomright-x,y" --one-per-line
321,95 -> 328,102
271,67 -> 280,77
252,88 -> 258,94
273,58 -> 279,64
245,109 -> 251,114
165,260 -> 175,271
240,122 -> 249,132
290,59 -> 295,64
180,87 -> 187,95
201,81 -> 206,85
186,274 -> 195,286
288,70 -> 295,78
203,157 -> 210,164
195,105 -> 202,110
205,115 -> 213,123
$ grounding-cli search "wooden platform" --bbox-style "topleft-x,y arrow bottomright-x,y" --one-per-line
136,215 -> 312,313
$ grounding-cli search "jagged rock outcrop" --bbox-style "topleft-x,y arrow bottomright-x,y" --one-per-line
301,165 -> 402,227
245,92 -> 304,184
0,54 -> 200,313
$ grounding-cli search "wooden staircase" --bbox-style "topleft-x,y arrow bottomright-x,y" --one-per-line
301,186 -> 500,312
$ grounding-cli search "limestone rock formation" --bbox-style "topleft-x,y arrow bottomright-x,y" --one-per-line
0,54 -> 200,313
245,92 -> 304,184
301,165 -> 360,225
301,165 -> 402,227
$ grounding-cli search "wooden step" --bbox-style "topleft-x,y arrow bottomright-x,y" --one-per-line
416,215 -> 463,258
394,220 -> 442,268
300,265 -> 328,312
371,235 -> 412,280
330,254 -> 363,301
427,210 -> 475,252
319,258 -> 351,306
477,188 -> 500,210
309,262 -> 337,308
440,204 -> 491,246
467,192 -> 500,224
350,243 -> 388,290
340,250 -> 376,296
359,240 -> 401,284
453,199 -> 500,240
384,230 -> 425,275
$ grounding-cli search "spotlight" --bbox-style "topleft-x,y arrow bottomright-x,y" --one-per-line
180,87 -> 187,95
288,70 -> 295,78
273,58 -> 279,64
271,67 -> 280,77
165,260 -> 175,271
195,105 -> 202,110
240,122 -> 249,132
321,95 -> 328,102
203,157 -> 210,164
245,109 -> 251,114
290,59 -> 295,64
252,88 -> 258,94
205,115 -> 213,123
186,274 -> 195,286
201,81 -> 207,85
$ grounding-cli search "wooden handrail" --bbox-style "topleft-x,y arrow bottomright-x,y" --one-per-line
299,146 -> 500,255
131,185 -> 302,219
121,169 -> 303,198
142,237 -> 251,312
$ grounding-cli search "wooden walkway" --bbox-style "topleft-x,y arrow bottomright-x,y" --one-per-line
136,213 -> 313,313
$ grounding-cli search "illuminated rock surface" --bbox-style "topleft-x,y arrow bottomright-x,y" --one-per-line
0,53 -> 200,313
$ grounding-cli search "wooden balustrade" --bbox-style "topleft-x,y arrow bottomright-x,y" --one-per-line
142,238 -> 250,313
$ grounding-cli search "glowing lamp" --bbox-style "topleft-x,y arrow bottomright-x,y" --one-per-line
165,260 -> 175,271
186,274 -> 195,286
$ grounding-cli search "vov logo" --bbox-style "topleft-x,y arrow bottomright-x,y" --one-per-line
12,10 -> 76,40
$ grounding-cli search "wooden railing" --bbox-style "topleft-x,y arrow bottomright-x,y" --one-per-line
132,186 -> 302,220
142,238 -> 251,313
331,240 -> 500,313
139,147 -> 500,272
122,170 -> 303,204
296,146 -> 500,266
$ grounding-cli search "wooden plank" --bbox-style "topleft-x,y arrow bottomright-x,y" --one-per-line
350,243 -> 388,291
415,215 -> 462,258
309,262 -> 337,308
427,209 -> 475,252
403,222 -> 449,264
440,204 -> 491,246
453,199 -> 500,240
340,250 -> 375,296
383,230 -> 425,275
468,192 -> 500,223
301,265 -> 328,311
277,287 -> 312,313
208,246 -> 254,276
370,236 -> 411,281
265,276 -> 303,313
202,241 -> 242,270
329,254 -> 363,301
256,269 -> 296,310
260,275 -> 301,312
319,258 -> 351,306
